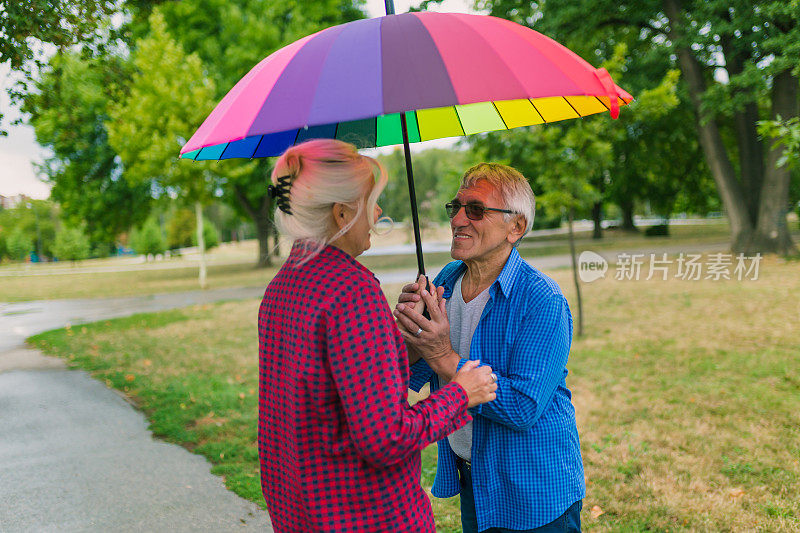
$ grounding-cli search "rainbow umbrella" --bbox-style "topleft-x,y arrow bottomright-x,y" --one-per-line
180,10 -> 632,275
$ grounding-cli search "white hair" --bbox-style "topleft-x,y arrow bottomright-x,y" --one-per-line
459,163 -> 536,241
271,139 -> 389,261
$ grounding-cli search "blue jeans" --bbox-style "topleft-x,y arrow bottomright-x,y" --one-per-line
458,459 -> 582,533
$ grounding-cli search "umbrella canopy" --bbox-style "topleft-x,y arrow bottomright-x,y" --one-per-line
180,12 -> 632,161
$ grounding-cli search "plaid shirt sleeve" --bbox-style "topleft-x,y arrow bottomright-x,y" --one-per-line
467,293 -> 571,431
324,279 -> 471,467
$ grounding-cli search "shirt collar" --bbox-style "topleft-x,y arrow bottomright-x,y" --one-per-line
439,247 -> 523,300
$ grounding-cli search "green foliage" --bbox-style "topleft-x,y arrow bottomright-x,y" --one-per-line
0,0 -> 115,70
0,200 -> 59,259
377,148 -> 476,226
53,226 -> 91,262
166,209 -> 196,250
758,117 -> 800,169
0,0 -> 117,133
192,218 -> 220,251
130,218 -> 167,257
6,227 -> 34,261
22,52 -> 153,248
106,9 -> 220,203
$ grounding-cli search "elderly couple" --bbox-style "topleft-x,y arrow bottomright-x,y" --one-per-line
258,139 -> 584,533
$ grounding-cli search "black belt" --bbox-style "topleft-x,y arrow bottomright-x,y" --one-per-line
455,456 -> 471,470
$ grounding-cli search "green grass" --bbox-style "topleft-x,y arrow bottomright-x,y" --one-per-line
28,254 -> 800,531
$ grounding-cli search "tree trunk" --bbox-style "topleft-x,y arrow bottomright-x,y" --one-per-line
232,184 -> 274,268
620,200 -> 637,231
719,33 -> 764,223
663,0 -> 754,251
591,201 -> 603,239
567,208 -> 583,337
751,69 -> 799,255
195,201 -> 207,289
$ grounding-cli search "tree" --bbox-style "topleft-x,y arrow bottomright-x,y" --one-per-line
524,119 -> 613,337
148,0 -> 367,267
106,10 -> 220,287
22,52 -> 153,250
53,226 -> 91,262
130,218 -> 167,258
477,0 -> 799,254
6,228 -> 33,261
377,147 -> 476,238
193,218 -> 220,251
166,208 -> 196,250
0,200 -> 59,259
0,0 -> 121,133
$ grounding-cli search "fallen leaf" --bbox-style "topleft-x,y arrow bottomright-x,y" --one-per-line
590,505 -> 604,519
729,487 -> 745,499
238,392 -> 246,400
125,374 -> 136,382
142,359 -> 152,367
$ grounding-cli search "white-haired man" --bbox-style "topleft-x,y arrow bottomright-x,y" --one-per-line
394,163 -> 584,532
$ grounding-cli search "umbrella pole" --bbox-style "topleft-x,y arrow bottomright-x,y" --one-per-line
385,0 -> 426,280
400,112 -> 426,278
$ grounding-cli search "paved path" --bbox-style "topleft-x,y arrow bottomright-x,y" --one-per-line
0,241 -> 729,531
0,286 -> 277,532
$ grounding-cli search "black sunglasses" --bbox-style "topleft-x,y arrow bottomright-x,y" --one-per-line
445,200 -> 513,221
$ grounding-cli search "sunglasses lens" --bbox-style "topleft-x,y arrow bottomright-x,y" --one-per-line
465,204 -> 485,220
446,203 -> 458,218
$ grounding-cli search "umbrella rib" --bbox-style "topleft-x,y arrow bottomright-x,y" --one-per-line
594,95 -> 611,112
562,97 -> 583,118
451,106 -> 467,137
527,99 -> 547,124
491,101 -> 510,130
250,135 -> 265,159
218,142 -> 232,159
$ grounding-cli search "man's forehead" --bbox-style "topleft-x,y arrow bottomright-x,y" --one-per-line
456,180 -> 500,202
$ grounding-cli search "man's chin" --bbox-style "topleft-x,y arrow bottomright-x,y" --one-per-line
450,241 -> 471,260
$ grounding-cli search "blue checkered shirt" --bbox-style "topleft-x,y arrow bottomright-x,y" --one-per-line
409,247 -> 585,531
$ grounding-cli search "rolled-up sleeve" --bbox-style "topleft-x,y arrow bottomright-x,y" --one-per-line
325,280 -> 471,467
470,294 -> 572,431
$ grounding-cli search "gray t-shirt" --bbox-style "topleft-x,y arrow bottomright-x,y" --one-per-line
445,273 -> 491,461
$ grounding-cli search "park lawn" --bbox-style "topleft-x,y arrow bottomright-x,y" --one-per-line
28,255 -> 800,532
1,220 -> 743,302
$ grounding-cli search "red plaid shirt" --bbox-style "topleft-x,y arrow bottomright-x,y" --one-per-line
258,242 -> 470,532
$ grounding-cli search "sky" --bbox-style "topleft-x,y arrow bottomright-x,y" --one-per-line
0,0 -> 479,199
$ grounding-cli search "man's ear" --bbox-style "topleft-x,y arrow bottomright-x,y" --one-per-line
507,214 -> 526,244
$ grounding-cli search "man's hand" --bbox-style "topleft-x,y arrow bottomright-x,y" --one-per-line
394,284 -> 458,379
397,275 -> 444,327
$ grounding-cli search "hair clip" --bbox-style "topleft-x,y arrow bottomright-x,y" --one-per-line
269,175 -> 293,215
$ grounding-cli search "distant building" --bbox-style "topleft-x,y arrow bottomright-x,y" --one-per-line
0,194 -> 29,209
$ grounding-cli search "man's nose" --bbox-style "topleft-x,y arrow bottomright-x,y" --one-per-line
451,205 -> 470,227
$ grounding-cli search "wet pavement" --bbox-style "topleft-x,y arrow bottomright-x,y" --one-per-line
0,286 -> 275,532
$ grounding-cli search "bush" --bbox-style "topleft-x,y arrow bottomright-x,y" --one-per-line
166,208 -> 195,250
131,219 -> 167,257
645,224 -> 670,237
53,226 -> 91,262
7,228 -> 33,261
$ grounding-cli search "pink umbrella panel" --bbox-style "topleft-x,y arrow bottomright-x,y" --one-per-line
180,12 -> 632,161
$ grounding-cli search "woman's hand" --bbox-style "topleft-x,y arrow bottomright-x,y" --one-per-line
451,360 -> 497,408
